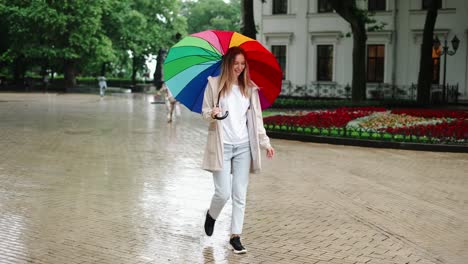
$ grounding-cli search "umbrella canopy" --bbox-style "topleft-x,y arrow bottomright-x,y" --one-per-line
163,30 -> 282,113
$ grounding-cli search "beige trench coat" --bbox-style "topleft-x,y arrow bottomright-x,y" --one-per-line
201,76 -> 272,174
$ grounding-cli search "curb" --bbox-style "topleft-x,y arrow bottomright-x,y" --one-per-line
267,131 -> 468,153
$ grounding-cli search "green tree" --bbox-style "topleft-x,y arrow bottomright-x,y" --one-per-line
105,0 -> 186,85
0,0 -> 186,89
0,1 -> 10,76
1,0 -> 113,88
182,0 -> 240,34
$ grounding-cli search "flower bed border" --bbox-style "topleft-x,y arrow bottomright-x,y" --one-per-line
267,130 -> 468,153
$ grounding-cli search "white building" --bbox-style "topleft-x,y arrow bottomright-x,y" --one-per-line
254,0 -> 468,101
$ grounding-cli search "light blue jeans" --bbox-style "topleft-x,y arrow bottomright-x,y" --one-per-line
209,142 -> 251,235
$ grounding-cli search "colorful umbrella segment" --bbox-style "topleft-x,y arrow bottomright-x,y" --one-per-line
164,30 -> 282,113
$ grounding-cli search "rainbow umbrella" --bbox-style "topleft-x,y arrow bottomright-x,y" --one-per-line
163,30 -> 282,113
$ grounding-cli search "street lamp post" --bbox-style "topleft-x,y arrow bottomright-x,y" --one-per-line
433,35 -> 460,102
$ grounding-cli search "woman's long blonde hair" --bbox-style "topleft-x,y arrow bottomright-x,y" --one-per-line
218,47 -> 253,98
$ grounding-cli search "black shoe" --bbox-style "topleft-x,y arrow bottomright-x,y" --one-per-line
204,211 -> 216,236
229,236 -> 247,254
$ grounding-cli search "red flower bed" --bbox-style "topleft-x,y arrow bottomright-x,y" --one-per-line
385,109 -> 468,140
263,107 -> 386,128
390,109 -> 468,119
383,119 -> 468,140
264,107 -> 468,144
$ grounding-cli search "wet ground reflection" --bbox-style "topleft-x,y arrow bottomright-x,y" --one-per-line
0,93 -> 467,263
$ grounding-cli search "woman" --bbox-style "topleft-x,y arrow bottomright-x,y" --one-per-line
201,46 -> 275,254
160,82 -> 180,123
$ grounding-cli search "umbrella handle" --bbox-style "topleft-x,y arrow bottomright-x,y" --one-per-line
213,111 -> 229,120
214,89 -> 229,120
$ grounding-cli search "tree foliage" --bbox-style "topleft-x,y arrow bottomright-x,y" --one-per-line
181,0 -> 240,34
0,0 -> 186,88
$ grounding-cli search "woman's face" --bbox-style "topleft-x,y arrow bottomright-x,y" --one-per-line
232,54 -> 246,77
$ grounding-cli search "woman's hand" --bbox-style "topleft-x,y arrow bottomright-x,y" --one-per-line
211,107 -> 222,118
266,147 -> 275,159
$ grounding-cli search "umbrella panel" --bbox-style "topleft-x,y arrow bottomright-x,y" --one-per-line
175,61 -> 222,113
166,61 -> 220,98
164,55 -> 217,81
171,36 -> 220,56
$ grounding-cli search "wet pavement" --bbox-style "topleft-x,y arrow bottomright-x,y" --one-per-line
0,93 -> 467,264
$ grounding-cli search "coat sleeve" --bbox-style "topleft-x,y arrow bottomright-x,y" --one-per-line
253,90 -> 272,150
201,80 -> 216,123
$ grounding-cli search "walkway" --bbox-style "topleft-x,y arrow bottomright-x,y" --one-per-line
0,93 -> 467,264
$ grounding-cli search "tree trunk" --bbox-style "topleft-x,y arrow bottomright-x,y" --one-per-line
64,59 -> 77,90
153,48 -> 167,90
240,0 -> 256,39
132,56 -> 138,87
12,57 -> 26,88
330,0 -> 368,102
351,22 -> 367,101
416,0 -> 439,105
100,62 -> 106,76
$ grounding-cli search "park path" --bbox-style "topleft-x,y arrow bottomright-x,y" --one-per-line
0,93 -> 467,264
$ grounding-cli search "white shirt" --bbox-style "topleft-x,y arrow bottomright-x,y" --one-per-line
219,84 -> 250,144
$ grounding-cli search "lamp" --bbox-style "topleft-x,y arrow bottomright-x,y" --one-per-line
432,34 -> 460,103
451,35 -> 460,51
433,36 -> 441,50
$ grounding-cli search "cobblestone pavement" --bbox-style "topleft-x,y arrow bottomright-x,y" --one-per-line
0,93 -> 467,264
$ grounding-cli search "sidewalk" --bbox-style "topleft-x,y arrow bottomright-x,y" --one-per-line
0,93 -> 466,264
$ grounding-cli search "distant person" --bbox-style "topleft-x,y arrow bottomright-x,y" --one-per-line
43,75 -> 50,93
98,76 -> 107,97
160,82 -> 180,123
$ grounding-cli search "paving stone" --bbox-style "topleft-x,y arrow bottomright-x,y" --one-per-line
0,93 -> 466,264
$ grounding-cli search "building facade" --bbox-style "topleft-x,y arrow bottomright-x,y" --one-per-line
254,0 -> 468,100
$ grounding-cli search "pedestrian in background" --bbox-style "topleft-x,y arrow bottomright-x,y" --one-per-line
160,82 -> 180,123
201,47 -> 275,254
98,76 -> 107,97
43,75 -> 49,93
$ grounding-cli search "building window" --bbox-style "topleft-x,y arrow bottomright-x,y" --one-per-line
317,45 -> 333,81
432,46 -> 441,84
272,0 -> 287,15
367,45 -> 385,83
422,0 -> 442,9
368,0 -> 386,11
272,45 -> 287,80
318,0 -> 333,13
